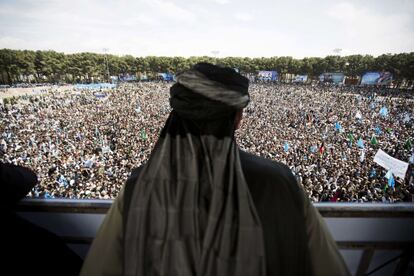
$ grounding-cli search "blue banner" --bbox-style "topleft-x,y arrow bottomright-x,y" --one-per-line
74,83 -> 117,90
258,71 -> 278,81
158,73 -> 175,81
361,72 -> 393,85
293,75 -> 308,83
119,75 -> 137,82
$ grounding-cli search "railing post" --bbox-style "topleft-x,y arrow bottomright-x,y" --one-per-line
356,248 -> 374,276
393,248 -> 414,276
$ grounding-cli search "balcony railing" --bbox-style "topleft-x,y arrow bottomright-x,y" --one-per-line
16,199 -> 414,276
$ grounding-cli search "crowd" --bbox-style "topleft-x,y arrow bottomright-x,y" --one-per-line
1,82 -> 413,202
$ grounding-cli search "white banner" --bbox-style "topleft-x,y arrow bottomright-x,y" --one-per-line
373,149 -> 409,179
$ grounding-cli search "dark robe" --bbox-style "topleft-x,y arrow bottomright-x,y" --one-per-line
123,150 -> 312,275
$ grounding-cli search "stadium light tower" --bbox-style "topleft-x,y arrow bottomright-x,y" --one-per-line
103,48 -> 110,82
211,50 -> 220,63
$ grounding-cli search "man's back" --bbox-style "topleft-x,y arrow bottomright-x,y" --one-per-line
81,153 -> 349,276
120,150 -> 348,275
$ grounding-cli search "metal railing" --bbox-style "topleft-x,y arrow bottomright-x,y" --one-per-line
17,198 -> 414,217
17,199 -> 414,276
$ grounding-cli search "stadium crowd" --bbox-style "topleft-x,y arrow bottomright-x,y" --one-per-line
1,82 -> 413,202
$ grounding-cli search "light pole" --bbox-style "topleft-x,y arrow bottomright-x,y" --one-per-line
211,50 -> 220,64
103,48 -> 110,82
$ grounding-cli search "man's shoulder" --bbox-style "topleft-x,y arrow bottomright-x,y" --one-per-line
126,166 -> 143,185
239,150 -> 295,183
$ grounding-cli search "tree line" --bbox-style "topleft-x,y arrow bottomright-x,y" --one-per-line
0,48 -> 413,85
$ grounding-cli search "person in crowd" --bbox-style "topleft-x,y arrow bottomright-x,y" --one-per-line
80,63 -> 350,275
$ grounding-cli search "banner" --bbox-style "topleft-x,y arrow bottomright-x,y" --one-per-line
293,75 -> 308,83
119,75 -> 137,81
258,71 -> 278,81
361,72 -> 393,85
94,92 -> 107,99
74,83 -> 116,90
373,149 -> 409,179
319,73 -> 345,84
158,73 -> 174,81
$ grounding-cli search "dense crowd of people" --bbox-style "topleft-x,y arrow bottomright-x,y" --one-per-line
1,82 -> 413,202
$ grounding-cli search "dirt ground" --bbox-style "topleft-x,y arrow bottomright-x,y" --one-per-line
0,85 -> 74,99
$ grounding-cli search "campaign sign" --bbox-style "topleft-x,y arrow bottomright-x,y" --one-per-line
158,73 -> 175,81
361,72 -> 393,85
293,75 -> 308,83
374,149 -> 409,179
258,71 -> 278,81
74,83 -> 117,90
119,75 -> 137,81
319,73 -> 345,84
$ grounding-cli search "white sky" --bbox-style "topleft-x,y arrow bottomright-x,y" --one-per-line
0,0 -> 413,57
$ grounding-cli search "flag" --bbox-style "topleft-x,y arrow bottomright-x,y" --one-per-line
388,174 -> 395,188
371,135 -> 378,146
319,144 -> 325,155
360,150 -> 365,162
141,129 -> 148,140
379,107 -> 388,117
309,145 -> 317,153
403,113 -> 410,123
385,169 -> 393,179
374,126 -> 382,136
347,133 -> 354,146
357,138 -> 365,149
58,175 -> 68,187
334,122 -> 342,131
283,142 -> 289,152
369,168 -> 377,178
84,159 -> 93,168
405,138 -> 412,151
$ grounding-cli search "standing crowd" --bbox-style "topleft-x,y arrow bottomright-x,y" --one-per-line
1,82 -> 413,202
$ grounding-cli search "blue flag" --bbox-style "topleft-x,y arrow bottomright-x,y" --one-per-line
379,107 -> 388,117
388,174 -> 395,188
357,138 -> 365,149
283,142 -> 289,152
385,169 -> 393,179
310,145 -> 317,153
369,168 -> 377,178
334,122 -> 342,131
58,175 -> 68,187
374,126 -> 382,135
